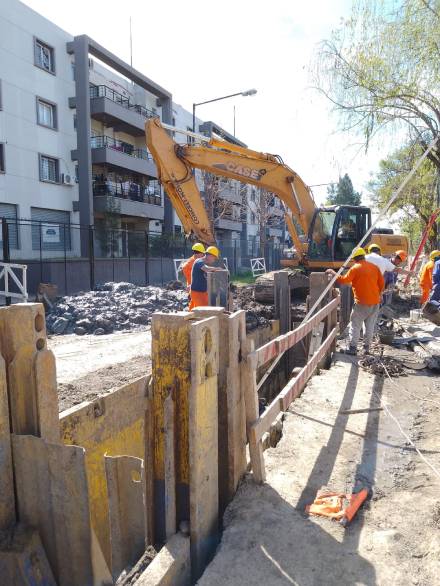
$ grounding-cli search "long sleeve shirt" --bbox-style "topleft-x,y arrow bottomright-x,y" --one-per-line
337,260 -> 385,305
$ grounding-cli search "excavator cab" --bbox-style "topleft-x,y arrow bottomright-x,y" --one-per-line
308,206 -> 371,264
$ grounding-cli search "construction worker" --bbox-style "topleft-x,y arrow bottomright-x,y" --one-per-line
326,247 -> 384,355
419,250 -> 440,304
189,246 -> 224,310
181,243 -> 206,288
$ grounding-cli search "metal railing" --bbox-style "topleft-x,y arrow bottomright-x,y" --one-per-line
93,181 -> 162,205
91,135 -> 151,161
90,85 -> 157,119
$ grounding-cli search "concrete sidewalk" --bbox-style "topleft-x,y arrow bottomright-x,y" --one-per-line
198,354 -> 440,585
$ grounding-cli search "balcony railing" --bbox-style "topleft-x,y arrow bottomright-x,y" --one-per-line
90,85 -> 157,119
93,180 -> 162,205
91,135 -> 152,161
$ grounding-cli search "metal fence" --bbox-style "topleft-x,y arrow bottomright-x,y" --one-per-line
0,218 -> 283,297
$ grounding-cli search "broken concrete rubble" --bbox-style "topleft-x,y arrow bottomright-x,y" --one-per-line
46,282 -> 188,336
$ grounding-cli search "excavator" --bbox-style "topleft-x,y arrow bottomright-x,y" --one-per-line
145,117 -> 408,270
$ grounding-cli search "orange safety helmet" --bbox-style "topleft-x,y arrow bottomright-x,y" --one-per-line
395,249 -> 408,262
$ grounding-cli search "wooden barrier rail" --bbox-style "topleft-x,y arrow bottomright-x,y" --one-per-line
243,294 -> 339,484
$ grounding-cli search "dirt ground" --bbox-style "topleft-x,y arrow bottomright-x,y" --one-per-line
199,347 -> 440,585
49,330 -> 152,412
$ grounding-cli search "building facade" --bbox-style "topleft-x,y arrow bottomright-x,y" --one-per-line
0,0 -> 285,267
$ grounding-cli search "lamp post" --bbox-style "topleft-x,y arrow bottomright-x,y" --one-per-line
192,88 -> 257,133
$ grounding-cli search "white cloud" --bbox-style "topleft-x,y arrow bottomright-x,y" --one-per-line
22,0 -> 389,204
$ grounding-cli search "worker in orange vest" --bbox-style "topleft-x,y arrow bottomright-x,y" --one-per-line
420,250 -> 440,304
326,247 -> 384,355
189,246 -> 224,310
181,243 -> 206,306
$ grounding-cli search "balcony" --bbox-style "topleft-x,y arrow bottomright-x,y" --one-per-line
72,136 -> 158,178
93,181 -> 163,220
216,218 -> 243,232
268,227 -> 283,237
88,85 -> 157,137
217,181 -> 243,205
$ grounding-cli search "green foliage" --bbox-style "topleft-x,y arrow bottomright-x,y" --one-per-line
231,270 -> 256,285
326,173 -> 362,205
314,0 -> 440,168
368,143 -> 439,248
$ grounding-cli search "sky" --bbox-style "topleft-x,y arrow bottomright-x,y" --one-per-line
22,0 -> 391,206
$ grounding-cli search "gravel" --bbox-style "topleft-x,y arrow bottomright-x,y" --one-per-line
46,281 -> 188,336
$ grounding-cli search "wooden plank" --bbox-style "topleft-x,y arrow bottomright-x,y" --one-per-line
192,309 -> 247,513
144,385 -> 154,546
105,455 -> 146,581
207,270 -> 229,308
0,353 -> 14,530
151,313 -> 191,545
241,339 -> 266,484
135,532 -> 190,586
12,434 -> 97,586
251,396 -> 283,443
189,316 -> 220,582
164,393 -> 176,540
60,374 -> 149,569
0,303 -> 59,441
255,297 -> 339,368
280,328 -> 338,410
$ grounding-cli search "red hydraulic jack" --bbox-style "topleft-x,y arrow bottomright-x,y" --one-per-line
403,208 -> 440,287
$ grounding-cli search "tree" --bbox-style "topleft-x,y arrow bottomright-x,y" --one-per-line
314,0 -> 440,171
368,143 -> 439,249
326,173 -> 362,205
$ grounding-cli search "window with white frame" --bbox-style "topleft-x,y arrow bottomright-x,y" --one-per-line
39,155 -> 59,183
37,98 -> 57,128
34,39 -> 55,73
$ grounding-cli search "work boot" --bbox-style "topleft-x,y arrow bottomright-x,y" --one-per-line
343,346 -> 357,356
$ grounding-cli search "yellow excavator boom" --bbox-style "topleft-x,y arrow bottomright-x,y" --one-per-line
145,117 -> 316,258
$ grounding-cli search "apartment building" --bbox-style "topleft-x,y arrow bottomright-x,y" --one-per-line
0,0 -> 284,270
0,0 -> 172,260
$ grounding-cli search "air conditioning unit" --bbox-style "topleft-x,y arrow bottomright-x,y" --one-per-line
61,174 -> 74,186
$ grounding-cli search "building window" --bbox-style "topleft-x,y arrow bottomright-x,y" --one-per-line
31,207 -> 71,251
37,98 -> 57,129
39,154 -> 59,183
186,126 -> 193,144
34,39 -> 55,74
73,114 -> 77,130
0,203 -> 19,249
0,144 -> 4,173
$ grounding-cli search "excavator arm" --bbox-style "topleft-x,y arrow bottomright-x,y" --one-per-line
146,118 -> 317,257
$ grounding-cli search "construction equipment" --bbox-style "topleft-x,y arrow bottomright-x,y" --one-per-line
145,118 -> 408,272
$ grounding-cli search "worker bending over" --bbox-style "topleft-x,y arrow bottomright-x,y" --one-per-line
327,247 -> 384,355
189,246 -> 224,310
366,245 -> 409,304
419,250 -> 440,304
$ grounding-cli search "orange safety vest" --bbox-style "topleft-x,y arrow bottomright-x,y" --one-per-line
419,260 -> 434,304
337,260 -> 385,305
181,255 -> 196,286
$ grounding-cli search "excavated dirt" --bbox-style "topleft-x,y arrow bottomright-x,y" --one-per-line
57,355 -> 150,412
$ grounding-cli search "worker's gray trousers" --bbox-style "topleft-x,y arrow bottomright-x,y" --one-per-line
349,303 -> 380,348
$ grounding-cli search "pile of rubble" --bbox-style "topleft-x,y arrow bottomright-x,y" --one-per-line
231,285 -> 275,331
358,354 -> 405,377
46,281 -> 187,336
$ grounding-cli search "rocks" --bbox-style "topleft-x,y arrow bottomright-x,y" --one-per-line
46,281 -> 188,336
52,317 -> 69,334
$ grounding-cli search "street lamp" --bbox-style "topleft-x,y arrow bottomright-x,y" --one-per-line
192,89 -> 257,133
